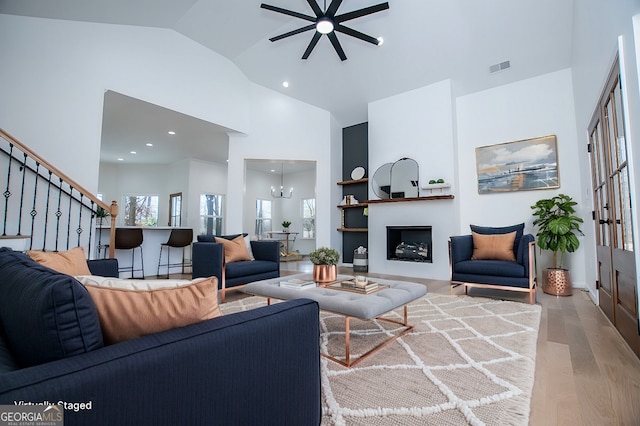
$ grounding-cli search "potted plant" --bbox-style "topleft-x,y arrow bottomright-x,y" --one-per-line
94,206 -> 110,226
531,193 -> 584,296
282,220 -> 291,232
309,247 -> 340,283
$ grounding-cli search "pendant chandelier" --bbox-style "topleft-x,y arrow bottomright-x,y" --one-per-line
271,163 -> 293,198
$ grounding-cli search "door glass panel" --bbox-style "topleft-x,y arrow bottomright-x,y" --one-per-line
612,173 -> 623,249
614,79 -> 627,165
620,170 -> 634,250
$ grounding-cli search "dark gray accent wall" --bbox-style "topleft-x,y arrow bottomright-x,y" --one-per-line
341,123 -> 368,263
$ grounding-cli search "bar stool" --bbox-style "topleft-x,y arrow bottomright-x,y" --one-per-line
115,228 -> 144,279
157,228 -> 193,278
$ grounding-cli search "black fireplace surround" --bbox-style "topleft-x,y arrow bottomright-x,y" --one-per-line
386,226 -> 432,263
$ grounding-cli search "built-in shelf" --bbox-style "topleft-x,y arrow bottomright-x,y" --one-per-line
337,178 -> 368,185
367,195 -> 454,204
337,202 -> 368,209
337,228 -> 368,232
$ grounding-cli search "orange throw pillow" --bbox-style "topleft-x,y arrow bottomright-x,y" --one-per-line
215,236 -> 251,263
471,231 -> 517,261
28,247 -> 92,276
84,277 -> 221,344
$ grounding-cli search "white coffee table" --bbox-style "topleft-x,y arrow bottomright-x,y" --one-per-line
244,274 -> 427,367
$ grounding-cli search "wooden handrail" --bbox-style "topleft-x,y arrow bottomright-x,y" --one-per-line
0,128 -> 118,257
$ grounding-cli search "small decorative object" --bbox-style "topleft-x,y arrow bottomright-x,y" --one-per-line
309,247 -> 339,283
354,275 -> 368,288
351,166 -> 366,180
282,220 -> 291,232
531,193 -> 584,296
353,246 -> 368,272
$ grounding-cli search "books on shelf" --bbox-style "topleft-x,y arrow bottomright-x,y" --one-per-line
279,279 -> 316,290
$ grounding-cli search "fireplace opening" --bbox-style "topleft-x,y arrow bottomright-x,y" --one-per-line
386,226 -> 432,263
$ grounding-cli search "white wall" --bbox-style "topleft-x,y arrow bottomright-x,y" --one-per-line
456,69 -> 584,286
368,80 -> 458,280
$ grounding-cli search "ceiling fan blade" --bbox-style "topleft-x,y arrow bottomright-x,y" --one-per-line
260,3 -> 316,22
335,24 -> 379,45
325,0 -> 343,18
335,2 -> 389,23
302,32 -> 322,59
306,0 -> 323,17
269,24 -> 316,42
327,32 -> 347,61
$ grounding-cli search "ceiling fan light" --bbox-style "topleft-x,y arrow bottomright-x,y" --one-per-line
316,17 -> 334,34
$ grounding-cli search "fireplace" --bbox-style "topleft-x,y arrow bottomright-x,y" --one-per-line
386,226 -> 432,263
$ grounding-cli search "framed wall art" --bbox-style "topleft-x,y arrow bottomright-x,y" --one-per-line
475,135 -> 559,194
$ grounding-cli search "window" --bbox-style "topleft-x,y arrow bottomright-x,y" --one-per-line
302,198 -> 315,238
123,195 -> 159,226
255,199 -> 272,237
199,194 -> 223,235
169,192 -> 182,227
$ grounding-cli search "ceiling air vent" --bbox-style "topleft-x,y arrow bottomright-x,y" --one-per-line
489,60 -> 511,73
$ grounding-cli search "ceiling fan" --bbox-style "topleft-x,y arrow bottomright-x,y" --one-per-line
260,0 -> 390,61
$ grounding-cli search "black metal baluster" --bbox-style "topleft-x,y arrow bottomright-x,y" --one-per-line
54,177 -> 63,252
42,171 -> 53,251
76,193 -> 84,248
17,153 -> 27,236
29,163 -> 40,251
89,201 -> 96,259
2,143 -> 13,236
66,187 -> 73,250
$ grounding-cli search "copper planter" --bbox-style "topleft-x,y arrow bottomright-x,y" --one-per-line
542,268 -> 572,296
313,264 -> 337,283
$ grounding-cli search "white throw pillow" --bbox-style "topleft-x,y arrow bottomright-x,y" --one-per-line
75,275 -> 197,290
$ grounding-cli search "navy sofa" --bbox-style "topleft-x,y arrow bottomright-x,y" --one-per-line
0,248 -> 321,425
192,234 -> 280,302
449,224 -> 537,304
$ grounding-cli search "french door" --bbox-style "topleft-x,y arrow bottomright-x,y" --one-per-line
588,55 -> 639,356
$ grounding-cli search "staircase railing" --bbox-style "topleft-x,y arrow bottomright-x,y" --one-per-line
0,128 -> 117,258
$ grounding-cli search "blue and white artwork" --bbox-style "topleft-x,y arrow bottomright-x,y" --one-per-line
475,135 -> 559,194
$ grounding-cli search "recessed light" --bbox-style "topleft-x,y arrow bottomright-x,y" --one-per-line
130,151 -> 137,154
117,158 -> 124,161
146,143 -> 153,147
377,37 -> 384,45
282,81 -> 289,88
168,131 -> 176,135
270,169 -> 276,173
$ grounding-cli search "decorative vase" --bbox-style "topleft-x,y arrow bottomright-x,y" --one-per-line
313,264 -> 337,283
283,227 -> 289,232
542,268 -> 572,296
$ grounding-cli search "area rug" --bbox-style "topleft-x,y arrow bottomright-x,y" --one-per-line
221,293 -> 541,426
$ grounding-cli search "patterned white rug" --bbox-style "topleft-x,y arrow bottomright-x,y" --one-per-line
221,293 -> 541,426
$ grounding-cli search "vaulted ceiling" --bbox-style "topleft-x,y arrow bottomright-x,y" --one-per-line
0,0 -> 574,165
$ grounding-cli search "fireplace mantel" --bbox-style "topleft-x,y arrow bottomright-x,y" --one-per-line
367,195 -> 454,204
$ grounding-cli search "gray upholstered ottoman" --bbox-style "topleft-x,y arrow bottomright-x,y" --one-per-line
244,274 -> 427,366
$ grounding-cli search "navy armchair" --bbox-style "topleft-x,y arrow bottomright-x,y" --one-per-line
449,224 -> 537,304
192,234 -> 280,302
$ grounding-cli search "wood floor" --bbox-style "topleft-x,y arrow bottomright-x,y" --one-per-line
184,258 -> 640,425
